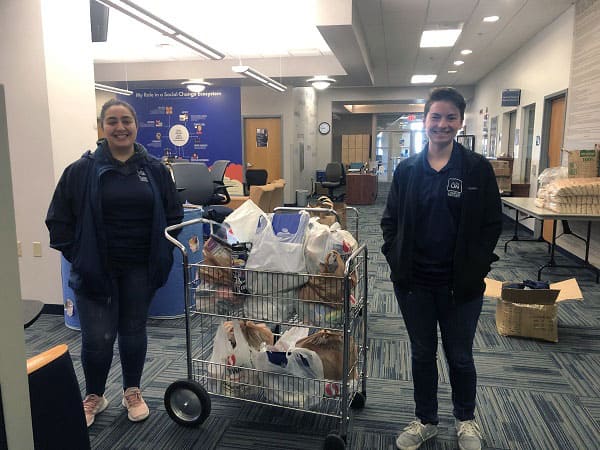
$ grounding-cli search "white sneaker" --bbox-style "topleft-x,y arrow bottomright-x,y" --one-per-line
457,419 -> 482,450
83,394 -> 108,427
396,420 -> 438,450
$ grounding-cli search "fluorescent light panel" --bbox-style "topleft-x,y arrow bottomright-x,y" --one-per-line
420,29 -> 462,48
95,0 -> 225,60
232,65 -> 287,92
95,83 -> 133,96
411,75 -> 437,84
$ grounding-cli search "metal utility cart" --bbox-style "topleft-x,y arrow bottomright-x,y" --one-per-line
163,207 -> 368,450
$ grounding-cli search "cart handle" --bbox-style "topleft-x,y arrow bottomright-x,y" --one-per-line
345,243 -> 367,277
273,206 -> 339,221
164,217 -> 211,256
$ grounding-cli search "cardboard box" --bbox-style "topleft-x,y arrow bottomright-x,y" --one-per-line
489,160 -> 511,176
484,278 -> 583,342
566,149 -> 599,178
496,176 -> 512,193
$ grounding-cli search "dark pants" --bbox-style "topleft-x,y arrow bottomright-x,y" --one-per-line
76,264 -> 155,395
394,284 -> 483,424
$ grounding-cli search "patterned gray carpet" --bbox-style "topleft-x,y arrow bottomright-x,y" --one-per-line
25,182 -> 600,449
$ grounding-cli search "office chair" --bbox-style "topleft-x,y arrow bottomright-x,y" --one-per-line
170,162 -> 230,206
209,159 -> 231,201
27,344 -> 91,450
209,160 -> 230,184
244,168 -> 268,195
321,162 -> 344,201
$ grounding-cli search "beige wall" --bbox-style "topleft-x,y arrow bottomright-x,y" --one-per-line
466,6 -> 574,194
1,0 -> 97,307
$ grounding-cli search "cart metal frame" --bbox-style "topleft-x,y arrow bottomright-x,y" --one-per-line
163,207 -> 368,449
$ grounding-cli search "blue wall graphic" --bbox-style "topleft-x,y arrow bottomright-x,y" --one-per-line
121,87 -> 242,171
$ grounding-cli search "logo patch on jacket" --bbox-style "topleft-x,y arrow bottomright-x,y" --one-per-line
447,178 -> 462,198
137,168 -> 149,182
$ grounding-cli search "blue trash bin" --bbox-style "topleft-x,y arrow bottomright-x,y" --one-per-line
59,208 -> 205,327
61,256 -> 80,330
149,208 -> 204,318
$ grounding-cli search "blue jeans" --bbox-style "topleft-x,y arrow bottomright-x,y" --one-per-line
76,264 -> 155,395
394,284 -> 482,424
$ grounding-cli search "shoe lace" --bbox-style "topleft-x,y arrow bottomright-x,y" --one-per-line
404,420 -> 426,435
83,394 -> 101,414
458,420 -> 482,438
124,388 -> 143,407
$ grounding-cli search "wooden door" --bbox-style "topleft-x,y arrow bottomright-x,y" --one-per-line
244,117 -> 282,182
543,95 -> 566,243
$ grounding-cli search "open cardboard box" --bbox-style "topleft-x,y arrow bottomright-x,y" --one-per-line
484,278 -> 583,342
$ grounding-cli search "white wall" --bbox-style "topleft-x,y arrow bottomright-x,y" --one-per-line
0,0 -> 98,306
466,6 -> 575,196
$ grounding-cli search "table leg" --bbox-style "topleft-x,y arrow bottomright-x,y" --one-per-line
504,208 -> 550,252
537,220 -> 599,283
538,219 -> 558,280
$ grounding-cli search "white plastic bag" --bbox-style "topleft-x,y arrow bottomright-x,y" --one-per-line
208,321 -> 260,398
304,218 -> 358,274
254,347 -> 324,409
245,213 -> 308,294
223,199 -> 264,243
271,326 -> 310,352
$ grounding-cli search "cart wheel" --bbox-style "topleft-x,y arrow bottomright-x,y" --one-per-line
164,379 -> 211,426
323,432 -> 346,450
350,391 -> 366,409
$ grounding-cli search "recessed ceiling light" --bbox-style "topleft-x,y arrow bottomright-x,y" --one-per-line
181,79 -> 211,93
483,15 -> 500,23
453,60 -> 465,66
420,29 -> 462,48
307,75 -> 337,90
411,74 -> 437,84
460,49 -> 472,55
448,70 -> 458,74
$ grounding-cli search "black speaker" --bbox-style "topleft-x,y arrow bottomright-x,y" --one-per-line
90,0 -> 109,42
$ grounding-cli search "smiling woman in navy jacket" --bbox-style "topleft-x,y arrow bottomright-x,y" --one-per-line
381,87 -> 502,450
46,99 -> 183,427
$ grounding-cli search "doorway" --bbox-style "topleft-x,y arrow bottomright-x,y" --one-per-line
501,110 -> 517,157
520,104 -> 536,183
541,93 -> 567,243
243,117 -> 282,182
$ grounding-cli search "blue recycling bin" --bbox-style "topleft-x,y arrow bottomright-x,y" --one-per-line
59,208 -> 205,327
149,208 -> 204,318
61,256 -> 80,330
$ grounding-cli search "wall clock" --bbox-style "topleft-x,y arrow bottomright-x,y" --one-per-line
318,121 -> 331,135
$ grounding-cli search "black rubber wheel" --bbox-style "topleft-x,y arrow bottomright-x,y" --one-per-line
350,391 -> 366,409
164,379 -> 211,426
323,432 -> 346,450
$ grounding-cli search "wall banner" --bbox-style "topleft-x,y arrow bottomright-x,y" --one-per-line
120,87 -> 243,179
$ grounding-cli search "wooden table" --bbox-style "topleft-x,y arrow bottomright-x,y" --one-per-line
345,173 -> 378,205
502,197 -> 600,282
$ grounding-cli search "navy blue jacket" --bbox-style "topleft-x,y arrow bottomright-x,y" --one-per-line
380,143 -> 502,303
46,140 -> 183,296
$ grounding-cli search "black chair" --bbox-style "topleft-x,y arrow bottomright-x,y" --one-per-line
209,159 -> 231,201
209,160 -> 230,184
244,168 -> 268,195
321,162 -> 345,201
169,162 -> 230,206
27,344 -> 90,450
